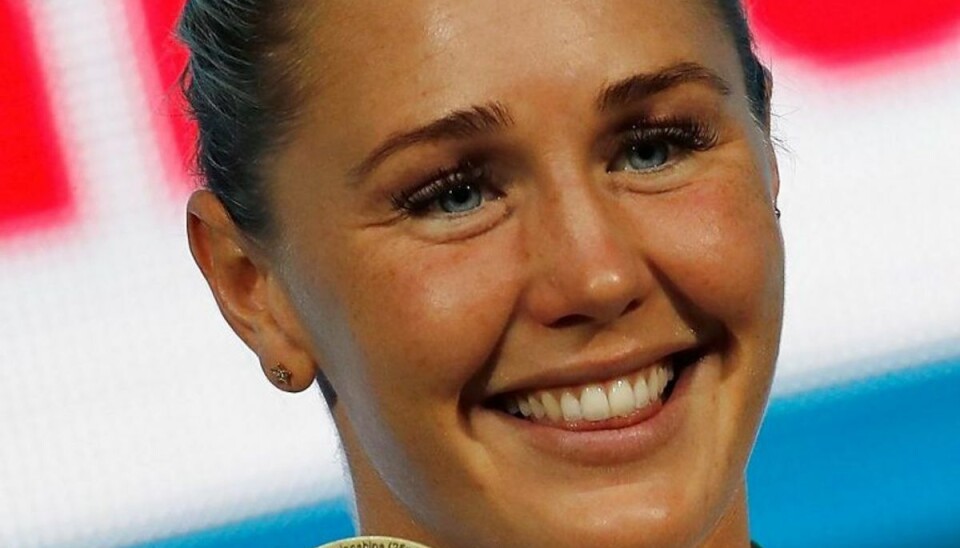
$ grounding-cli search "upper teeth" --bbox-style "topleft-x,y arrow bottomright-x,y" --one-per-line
507,363 -> 674,423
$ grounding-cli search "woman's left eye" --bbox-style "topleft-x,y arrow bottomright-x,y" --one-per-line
607,119 -> 718,175
436,183 -> 483,213
613,140 -> 671,172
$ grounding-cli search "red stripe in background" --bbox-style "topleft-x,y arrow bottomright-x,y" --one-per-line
0,1 -> 72,237
748,0 -> 960,67
132,0 -> 195,193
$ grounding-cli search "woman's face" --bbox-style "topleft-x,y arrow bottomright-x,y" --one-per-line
266,0 -> 783,545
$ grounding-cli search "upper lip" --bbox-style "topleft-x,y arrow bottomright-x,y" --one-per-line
486,339 -> 699,398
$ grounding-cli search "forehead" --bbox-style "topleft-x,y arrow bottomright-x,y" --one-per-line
313,0 -> 732,82
290,0 -> 739,159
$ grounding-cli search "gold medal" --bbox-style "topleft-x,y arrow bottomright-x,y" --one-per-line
318,536 -> 432,548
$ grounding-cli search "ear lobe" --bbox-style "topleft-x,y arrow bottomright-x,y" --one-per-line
254,279 -> 320,393
186,190 -> 317,392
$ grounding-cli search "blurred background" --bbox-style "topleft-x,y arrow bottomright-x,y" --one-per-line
1,0 -> 958,546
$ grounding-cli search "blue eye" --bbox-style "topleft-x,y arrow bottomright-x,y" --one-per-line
394,163 -> 498,216
607,118 -> 719,175
622,141 -> 670,172
437,183 -> 483,213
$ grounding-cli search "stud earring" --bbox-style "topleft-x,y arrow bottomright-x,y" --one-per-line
270,364 -> 292,386
774,206 -> 781,219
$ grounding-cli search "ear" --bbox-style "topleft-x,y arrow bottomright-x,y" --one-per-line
186,189 -> 316,392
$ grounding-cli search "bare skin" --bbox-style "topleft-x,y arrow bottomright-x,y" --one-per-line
187,0 -> 783,546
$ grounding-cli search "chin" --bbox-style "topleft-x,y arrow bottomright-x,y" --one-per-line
452,346 -> 756,548
493,481 -> 729,548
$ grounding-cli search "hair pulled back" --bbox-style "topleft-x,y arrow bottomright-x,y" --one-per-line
178,0 -> 768,238
178,0 -> 309,237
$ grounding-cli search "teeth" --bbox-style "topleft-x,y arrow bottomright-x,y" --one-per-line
560,391 -> 582,421
580,385 -> 611,421
608,379 -> 636,417
541,392 -> 563,421
507,362 -> 676,423
528,395 -> 546,419
633,375 -> 651,407
517,397 -> 532,417
646,367 -> 659,395
657,366 -> 669,394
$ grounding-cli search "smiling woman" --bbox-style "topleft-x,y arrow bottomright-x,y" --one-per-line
180,0 -> 783,546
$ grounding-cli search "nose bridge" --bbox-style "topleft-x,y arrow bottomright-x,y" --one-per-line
521,172 -> 647,327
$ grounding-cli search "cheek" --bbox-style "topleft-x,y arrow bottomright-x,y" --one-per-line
648,174 -> 783,333
639,171 -> 782,499
337,230 -> 522,404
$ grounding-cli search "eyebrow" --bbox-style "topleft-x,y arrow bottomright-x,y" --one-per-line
596,62 -> 732,112
349,102 -> 514,179
350,62 -> 731,180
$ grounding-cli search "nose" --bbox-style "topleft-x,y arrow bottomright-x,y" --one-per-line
520,178 -> 649,329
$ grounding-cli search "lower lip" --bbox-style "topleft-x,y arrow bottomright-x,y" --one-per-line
494,356 -> 700,466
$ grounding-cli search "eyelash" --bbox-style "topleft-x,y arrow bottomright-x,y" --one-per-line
391,162 -> 492,215
617,116 -> 719,161
390,116 -> 718,215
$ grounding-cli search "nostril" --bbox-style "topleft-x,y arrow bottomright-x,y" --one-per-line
548,313 -> 593,329
621,299 -> 640,316
547,299 -> 640,329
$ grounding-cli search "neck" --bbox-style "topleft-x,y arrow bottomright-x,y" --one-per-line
335,407 -> 442,545
700,482 -> 752,548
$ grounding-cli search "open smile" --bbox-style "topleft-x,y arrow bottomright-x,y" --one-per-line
482,347 -> 706,464
502,359 -> 674,429
491,348 -> 700,430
